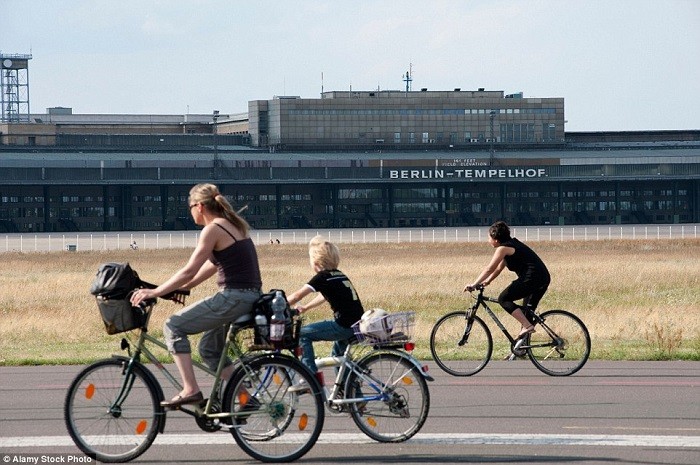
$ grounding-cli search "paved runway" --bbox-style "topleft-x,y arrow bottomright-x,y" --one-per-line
1,360 -> 698,464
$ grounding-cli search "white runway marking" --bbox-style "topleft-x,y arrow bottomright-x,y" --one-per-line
3,433 -> 700,448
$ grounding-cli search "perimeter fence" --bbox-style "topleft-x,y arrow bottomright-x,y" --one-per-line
2,224 -> 698,253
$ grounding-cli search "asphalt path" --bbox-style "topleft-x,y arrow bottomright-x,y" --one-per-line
1,361 -> 699,464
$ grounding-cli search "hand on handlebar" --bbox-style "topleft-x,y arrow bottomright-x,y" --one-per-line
161,289 -> 190,305
464,283 -> 485,293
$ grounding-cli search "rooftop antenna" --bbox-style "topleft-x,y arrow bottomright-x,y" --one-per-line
402,63 -> 413,92
321,72 -> 324,96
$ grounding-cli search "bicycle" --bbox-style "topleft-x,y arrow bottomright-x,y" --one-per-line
309,311 -> 432,442
64,290 -> 325,463
429,285 -> 591,376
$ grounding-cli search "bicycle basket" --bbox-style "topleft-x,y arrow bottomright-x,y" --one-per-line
352,310 -> 415,346
95,294 -> 148,335
252,289 -> 300,350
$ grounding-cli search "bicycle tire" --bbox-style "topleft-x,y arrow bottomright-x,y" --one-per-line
223,354 -> 324,462
430,311 -> 493,376
345,350 -> 430,442
527,309 -> 591,376
64,358 -> 163,463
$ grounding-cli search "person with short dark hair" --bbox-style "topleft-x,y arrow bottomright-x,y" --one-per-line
465,220 -> 551,339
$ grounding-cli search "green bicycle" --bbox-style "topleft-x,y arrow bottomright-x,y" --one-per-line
64,291 -> 324,463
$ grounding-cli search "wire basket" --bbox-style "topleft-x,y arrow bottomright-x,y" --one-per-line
352,311 -> 415,346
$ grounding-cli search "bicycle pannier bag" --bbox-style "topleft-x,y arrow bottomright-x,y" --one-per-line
90,262 -> 146,334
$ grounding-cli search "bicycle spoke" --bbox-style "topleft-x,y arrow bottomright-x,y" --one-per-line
430,311 -> 492,376
346,351 -> 429,442
527,310 -> 591,376
64,359 -> 161,463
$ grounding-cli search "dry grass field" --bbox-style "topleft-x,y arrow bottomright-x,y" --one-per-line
1,239 -> 698,365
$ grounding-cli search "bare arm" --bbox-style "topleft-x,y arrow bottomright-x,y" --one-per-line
465,246 -> 511,291
287,284 -> 327,314
130,224 -> 218,305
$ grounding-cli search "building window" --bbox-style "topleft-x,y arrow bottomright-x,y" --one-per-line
394,132 -> 401,144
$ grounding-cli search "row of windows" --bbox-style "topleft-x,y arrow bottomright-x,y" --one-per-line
1,188 -> 691,207
288,108 -> 557,116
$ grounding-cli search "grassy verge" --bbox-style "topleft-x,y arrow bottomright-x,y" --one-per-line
1,239 -> 698,365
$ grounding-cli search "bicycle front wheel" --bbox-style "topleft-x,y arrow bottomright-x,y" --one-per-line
64,358 -> 163,463
346,350 -> 430,442
430,311 -> 493,376
223,354 -> 324,462
527,309 -> 591,376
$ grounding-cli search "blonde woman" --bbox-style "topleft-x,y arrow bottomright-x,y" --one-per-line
130,183 -> 262,408
286,236 -> 364,379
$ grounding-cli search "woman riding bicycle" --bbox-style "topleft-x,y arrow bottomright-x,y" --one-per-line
465,220 -> 550,339
130,183 -> 262,408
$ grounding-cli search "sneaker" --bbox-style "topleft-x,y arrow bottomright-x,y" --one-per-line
288,379 -> 310,394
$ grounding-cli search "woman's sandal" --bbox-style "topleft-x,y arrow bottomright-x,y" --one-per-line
160,391 -> 204,408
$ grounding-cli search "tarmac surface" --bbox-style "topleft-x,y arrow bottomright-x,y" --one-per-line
1,360 -> 699,464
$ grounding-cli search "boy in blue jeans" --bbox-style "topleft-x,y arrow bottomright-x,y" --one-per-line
286,235 -> 364,385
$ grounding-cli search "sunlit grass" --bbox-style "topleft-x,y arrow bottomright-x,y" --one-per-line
0,239 -> 698,365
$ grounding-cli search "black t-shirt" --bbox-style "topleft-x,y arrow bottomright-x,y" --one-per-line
307,269 -> 365,328
502,237 -> 550,285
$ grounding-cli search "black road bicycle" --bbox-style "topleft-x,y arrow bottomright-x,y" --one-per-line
429,285 -> 590,376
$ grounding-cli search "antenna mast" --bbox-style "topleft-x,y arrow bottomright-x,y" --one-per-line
402,63 -> 413,92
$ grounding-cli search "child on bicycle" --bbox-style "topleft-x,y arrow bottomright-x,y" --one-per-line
286,235 -> 365,385
465,220 -> 551,339
130,183 -> 262,408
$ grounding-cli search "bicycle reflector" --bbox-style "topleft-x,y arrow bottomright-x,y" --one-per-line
403,342 -> 415,351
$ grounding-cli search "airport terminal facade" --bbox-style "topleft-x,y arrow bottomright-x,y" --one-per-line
1,89 -> 699,233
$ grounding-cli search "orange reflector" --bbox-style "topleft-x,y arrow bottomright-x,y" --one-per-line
85,383 -> 95,400
401,376 -> 413,385
273,373 -> 282,385
135,420 -> 148,435
298,413 -> 308,430
366,417 -> 377,427
238,391 -> 250,406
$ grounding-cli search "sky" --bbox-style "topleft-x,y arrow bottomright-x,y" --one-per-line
2,0 -> 699,132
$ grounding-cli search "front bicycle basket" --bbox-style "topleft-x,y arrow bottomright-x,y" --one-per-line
95,295 -> 148,335
352,310 -> 415,346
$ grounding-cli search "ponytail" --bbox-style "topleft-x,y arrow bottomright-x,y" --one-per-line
189,183 -> 250,234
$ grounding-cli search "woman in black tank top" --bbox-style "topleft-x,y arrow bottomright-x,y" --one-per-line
464,221 -> 551,339
130,183 -> 262,408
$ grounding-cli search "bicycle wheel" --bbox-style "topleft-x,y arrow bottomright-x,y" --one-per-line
430,311 -> 493,376
527,309 -> 591,376
345,350 -> 430,442
223,354 -> 324,462
64,358 -> 163,462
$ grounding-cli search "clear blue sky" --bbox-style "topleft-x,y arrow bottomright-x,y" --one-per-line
2,0 -> 699,131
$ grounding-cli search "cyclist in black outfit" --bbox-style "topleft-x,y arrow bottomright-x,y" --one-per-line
466,221 -> 551,338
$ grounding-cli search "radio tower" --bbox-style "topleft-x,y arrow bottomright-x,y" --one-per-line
1,53 -> 32,123
402,64 -> 413,92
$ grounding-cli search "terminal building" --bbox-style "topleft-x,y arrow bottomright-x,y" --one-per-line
0,82 -> 698,233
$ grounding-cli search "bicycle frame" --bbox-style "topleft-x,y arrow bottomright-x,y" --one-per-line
315,343 -> 432,409
468,288 -> 560,354
112,311 -> 256,425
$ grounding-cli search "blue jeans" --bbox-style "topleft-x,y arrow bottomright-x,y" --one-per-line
299,319 -> 354,373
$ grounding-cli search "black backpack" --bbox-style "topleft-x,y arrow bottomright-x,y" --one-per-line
90,262 -> 145,300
